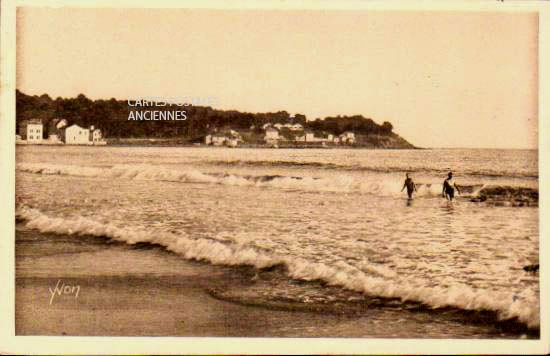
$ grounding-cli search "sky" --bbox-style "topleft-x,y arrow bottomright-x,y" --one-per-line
16,8 -> 538,148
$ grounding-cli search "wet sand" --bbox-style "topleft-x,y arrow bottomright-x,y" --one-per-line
16,228 -> 385,337
15,229 -> 333,337
15,228 -> 535,338
16,274 -> 327,336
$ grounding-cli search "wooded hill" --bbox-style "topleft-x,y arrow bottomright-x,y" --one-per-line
16,90 -> 415,148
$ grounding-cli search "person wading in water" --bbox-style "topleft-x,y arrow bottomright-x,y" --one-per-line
442,172 -> 460,201
401,173 -> 417,199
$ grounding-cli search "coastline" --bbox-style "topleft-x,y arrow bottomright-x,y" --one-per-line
16,228 -> 334,337
59,137 -> 419,149
105,136 -> 418,149
15,228 -> 537,338
20,228 -> 440,338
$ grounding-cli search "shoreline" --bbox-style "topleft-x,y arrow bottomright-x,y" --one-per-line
17,140 -> 422,149
16,228 -> 337,337
106,137 -> 419,149
15,228 -> 537,338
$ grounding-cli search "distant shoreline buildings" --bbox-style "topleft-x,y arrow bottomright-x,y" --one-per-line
204,122 -> 356,147
16,119 -> 106,145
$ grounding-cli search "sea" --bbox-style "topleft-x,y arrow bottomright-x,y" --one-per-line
15,146 -> 540,338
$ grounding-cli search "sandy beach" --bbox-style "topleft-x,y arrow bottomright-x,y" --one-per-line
16,228 -> 400,337
16,227 -> 537,338
16,229 -> 333,337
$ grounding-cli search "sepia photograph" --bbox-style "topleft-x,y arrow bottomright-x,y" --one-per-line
2,0 -> 548,353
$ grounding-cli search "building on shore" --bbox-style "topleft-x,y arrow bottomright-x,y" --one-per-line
16,119 -> 105,145
205,128 -> 243,147
339,131 -> 356,144
61,124 -> 106,145
18,119 -> 44,143
202,124 -> 357,147
262,124 -> 356,145
27,120 -> 43,143
89,125 -> 104,144
64,124 -> 91,145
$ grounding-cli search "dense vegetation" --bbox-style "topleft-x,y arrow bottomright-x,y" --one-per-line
16,91 -> 397,141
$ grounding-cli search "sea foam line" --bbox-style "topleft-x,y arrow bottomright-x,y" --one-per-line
16,206 -> 540,329
16,162 -> 404,195
20,162 -> 539,201
208,159 -> 539,179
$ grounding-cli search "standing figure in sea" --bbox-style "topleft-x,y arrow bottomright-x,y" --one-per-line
442,171 -> 461,201
401,173 -> 417,199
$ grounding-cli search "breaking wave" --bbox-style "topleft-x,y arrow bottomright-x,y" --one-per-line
16,163 -> 538,202
207,159 -> 539,179
15,206 -> 540,330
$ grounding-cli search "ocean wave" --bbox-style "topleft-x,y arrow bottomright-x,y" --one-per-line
207,159 -> 539,179
15,206 -> 540,330
16,163 -> 538,202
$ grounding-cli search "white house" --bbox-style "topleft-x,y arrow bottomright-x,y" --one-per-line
305,131 -> 315,142
344,131 -> 355,140
339,131 -> 356,144
65,124 -> 90,145
338,133 -> 347,142
273,123 -> 283,130
327,134 -> 334,141
291,124 -> 303,131
89,126 -> 104,144
206,128 -> 242,146
26,120 -> 43,143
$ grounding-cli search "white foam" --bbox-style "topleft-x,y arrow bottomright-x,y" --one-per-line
17,163 -> 405,195
16,206 -> 540,329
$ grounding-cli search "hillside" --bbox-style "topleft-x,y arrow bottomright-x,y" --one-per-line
15,90 -> 416,148
356,133 -> 416,149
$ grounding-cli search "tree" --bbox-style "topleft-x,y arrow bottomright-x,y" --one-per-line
16,90 -> 398,140
382,121 -> 393,134
293,114 -> 307,125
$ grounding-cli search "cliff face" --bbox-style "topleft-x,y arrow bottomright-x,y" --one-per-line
356,133 -> 416,149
